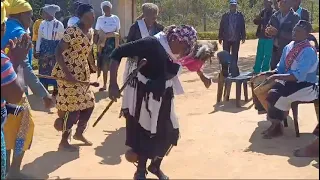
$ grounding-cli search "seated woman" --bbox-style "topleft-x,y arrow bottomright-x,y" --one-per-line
254,20 -> 318,141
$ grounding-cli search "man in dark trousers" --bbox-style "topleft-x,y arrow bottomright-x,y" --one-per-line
265,0 -> 299,70
253,0 -> 276,74
218,0 -> 246,77
292,0 -> 310,21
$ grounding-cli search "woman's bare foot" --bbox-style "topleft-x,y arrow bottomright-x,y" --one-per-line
58,141 -> 79,152
73,134 -> 93,146
262,123 -> 283,139
293,139 -> 319,157
261,123 -> 274,134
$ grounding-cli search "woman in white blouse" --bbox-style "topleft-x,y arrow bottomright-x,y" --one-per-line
94,1 -> 121,91
35,4 -> 64,95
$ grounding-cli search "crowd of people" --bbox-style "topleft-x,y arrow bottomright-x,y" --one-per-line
0,0 -> 319,179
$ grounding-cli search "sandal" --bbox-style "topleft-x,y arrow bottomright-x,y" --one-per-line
134,169 -> 147,180
147,165 -> 169,180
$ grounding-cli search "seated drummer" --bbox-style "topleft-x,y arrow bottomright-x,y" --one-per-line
254,20 -> 319,139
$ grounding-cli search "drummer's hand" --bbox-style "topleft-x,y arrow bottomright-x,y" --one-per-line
252,72 -> 264,81
266,74 -> 281,82
108,82 -> 120,101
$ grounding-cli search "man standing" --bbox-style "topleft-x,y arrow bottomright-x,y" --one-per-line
253,0 -> 276,74
266,0 -> 300,70
218,0 -> 246,77
292,0 -> 310,21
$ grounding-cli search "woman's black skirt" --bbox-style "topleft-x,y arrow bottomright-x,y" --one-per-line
125,82 -> 179,159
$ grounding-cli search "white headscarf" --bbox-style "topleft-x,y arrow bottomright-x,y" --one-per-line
101,1 -> 112,15
42,4 -> 61,17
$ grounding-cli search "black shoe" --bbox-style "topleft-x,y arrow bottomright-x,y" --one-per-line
147,165 -> 169,180
134,169 -> 147,180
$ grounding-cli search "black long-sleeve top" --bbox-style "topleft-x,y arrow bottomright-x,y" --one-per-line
110,36 -> 180,81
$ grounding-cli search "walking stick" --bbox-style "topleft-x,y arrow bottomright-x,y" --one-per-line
36,74 -> 90,85
92,59 -> 147,127
36,74 -> 100,87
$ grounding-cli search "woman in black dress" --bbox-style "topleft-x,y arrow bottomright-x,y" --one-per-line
109,25 -> 197,180
121,2 -> 164,125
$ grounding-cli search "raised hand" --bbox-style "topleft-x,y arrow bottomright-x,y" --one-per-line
7,34 -> 32,64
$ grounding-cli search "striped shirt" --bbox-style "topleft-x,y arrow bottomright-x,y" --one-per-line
1,51 -> 17,108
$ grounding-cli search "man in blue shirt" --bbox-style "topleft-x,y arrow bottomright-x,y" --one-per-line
255,20 -> 318,140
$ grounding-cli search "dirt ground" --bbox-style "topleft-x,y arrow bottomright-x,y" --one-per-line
20,35 -> 319,179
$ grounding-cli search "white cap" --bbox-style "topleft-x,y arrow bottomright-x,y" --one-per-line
230,0 -> 237,5
101,1 -> 112,9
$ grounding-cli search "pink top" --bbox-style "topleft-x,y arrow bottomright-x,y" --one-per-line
178,56 -> 204,72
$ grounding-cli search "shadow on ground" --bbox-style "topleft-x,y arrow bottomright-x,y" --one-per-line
210,99 -> 254,114
94,91 -> 109,103
95,127 -> 128,165
245,118 -> 319,168
22,150 -> 79,179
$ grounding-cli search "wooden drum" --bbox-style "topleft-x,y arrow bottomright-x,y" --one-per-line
253,75 -> 276,111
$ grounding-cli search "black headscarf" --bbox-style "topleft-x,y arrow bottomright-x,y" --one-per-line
76,3 -> 94,18
296,20 -> 312,34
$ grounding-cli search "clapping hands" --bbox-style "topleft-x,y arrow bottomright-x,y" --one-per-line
6,33 -> 32,65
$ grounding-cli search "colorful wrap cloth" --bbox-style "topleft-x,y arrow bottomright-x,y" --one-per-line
165,25 -> 198,54
4,97 -> 34,156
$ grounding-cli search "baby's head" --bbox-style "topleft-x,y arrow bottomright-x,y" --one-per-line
191,40 -> 218,63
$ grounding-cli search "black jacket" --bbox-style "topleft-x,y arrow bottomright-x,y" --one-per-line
218,11 -> 246,41
253,8 -> 276,39
298,8 -> 310,21
268,9 -> 300,50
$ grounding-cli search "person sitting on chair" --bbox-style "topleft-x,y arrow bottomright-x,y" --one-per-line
254,20 -> 318,139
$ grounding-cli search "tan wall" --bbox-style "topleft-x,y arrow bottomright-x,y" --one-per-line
90,0 -> 137,38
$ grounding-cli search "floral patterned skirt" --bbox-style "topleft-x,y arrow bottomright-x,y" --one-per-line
39,39 -> 59,87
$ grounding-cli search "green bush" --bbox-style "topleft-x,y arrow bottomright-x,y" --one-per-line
198,31 -> 257,40
198,25 -> 319,40
313,25 -> 319,33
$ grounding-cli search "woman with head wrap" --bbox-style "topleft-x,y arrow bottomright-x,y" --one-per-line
52,3 -> 96,151
121,3 -> 164,119
34,4 -> 64,95
1,4 -> 26,177
2,0 -> 54,178
93,1 -> 120,92
108,25 -> 197,179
